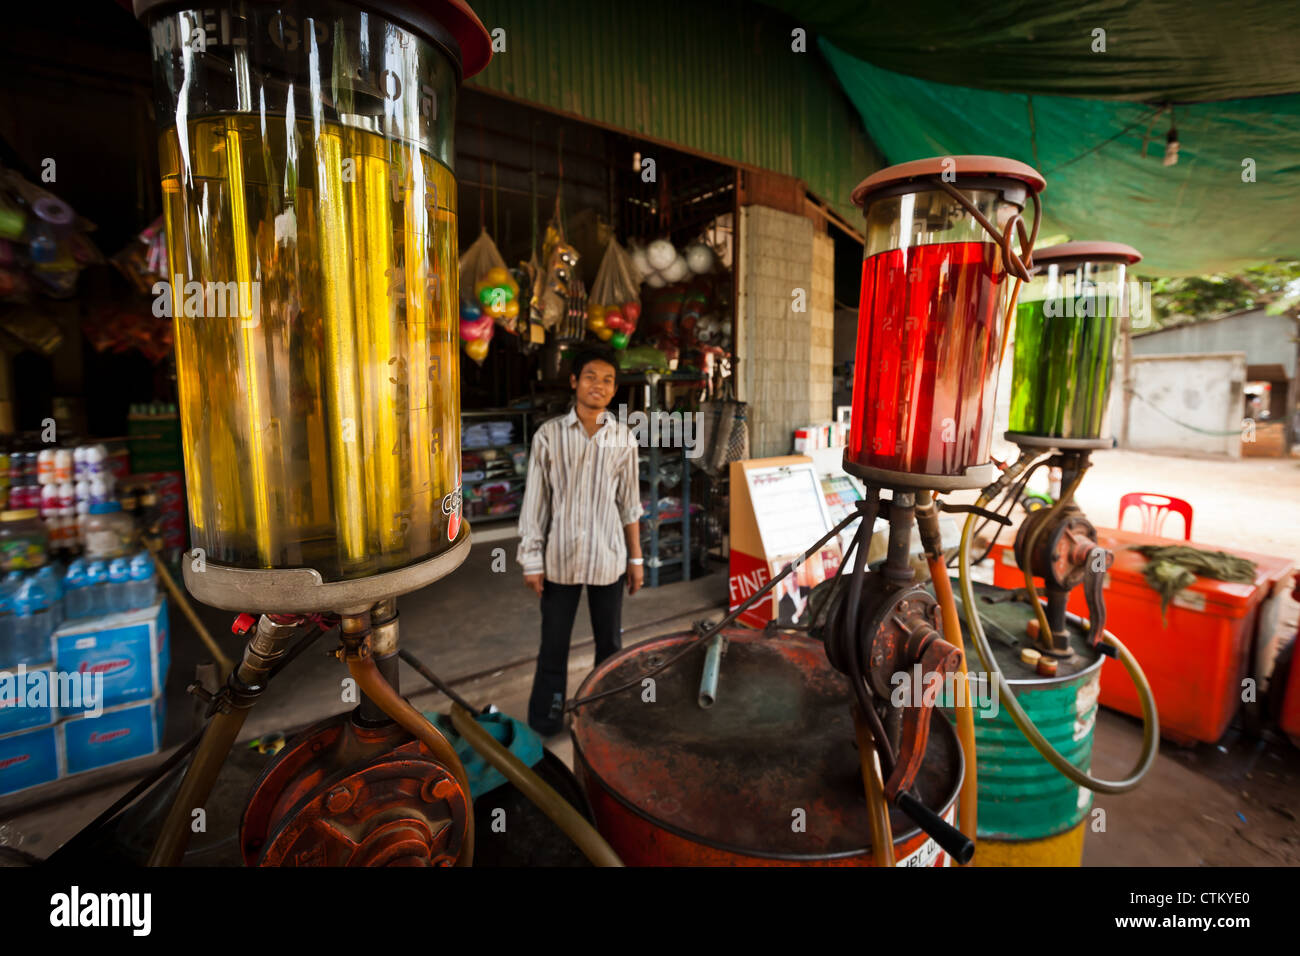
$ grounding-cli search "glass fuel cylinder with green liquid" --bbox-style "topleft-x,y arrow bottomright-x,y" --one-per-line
134,0 -> 491,610
1006,241 -> 1142,449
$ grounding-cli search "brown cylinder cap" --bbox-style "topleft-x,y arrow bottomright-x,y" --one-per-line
1032,241 -> 1142,266
851,155 -> 1046,208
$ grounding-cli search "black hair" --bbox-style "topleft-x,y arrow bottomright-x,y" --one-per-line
570,343 -> 619,381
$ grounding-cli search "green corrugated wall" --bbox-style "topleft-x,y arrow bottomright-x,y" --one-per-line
465,0 -> 881,224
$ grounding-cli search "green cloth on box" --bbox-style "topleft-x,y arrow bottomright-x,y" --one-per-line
1130,544 -> 1256,618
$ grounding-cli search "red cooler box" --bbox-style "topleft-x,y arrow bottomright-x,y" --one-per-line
991,528 -> 1295,745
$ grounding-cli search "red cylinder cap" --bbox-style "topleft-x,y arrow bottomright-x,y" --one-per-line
851,155 -> 1046,208
419,0 -> 492,79
1032,240 -> 1142,265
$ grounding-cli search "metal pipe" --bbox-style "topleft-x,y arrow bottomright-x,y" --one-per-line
568,505 -> 864,713
449,704 -> 623,868
883,492 -> 916,588
697,633 -> 724,708
148,614 -> 302,866
1022,465 -> 1090,650
358,601 -> 401,726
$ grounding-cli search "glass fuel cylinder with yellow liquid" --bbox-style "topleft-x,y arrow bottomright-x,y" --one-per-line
135,0 -> 492,610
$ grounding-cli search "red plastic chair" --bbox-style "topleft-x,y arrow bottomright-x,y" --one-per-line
1118,493 -> 1194,540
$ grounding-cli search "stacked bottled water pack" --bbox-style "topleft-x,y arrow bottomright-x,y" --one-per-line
0,551 -> 157,669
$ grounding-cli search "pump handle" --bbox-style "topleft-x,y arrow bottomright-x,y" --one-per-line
1082,546 -> 1114,651
895,791 -> 975,865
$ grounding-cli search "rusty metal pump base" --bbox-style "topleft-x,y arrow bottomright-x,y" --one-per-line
240,711 -> 469,867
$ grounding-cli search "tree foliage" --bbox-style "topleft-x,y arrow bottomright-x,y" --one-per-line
1147,260 -> 1300,328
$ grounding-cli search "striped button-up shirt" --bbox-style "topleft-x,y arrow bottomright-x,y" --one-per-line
516,408 -> 644,585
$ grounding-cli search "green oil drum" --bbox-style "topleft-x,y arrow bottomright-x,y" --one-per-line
944,582 -> 1103,856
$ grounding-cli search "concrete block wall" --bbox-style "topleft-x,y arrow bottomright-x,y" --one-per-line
736,205 -> 833,458
810,232 -> 835,423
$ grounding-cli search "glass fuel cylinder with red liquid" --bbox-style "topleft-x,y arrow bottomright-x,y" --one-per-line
846,157 -> 1045,490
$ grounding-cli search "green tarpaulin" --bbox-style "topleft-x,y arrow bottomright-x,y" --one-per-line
818,46 -> 1300,275
754,1 -> 1300,275
760,1 -> 1300,102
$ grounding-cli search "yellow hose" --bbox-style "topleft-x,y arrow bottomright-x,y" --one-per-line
958,504 -> 1159,793
925,552 -> 977,853
852,704 -> 896,867
449,704 -> 624,867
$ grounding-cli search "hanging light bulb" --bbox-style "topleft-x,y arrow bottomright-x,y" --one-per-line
1163,126 -> 1180,166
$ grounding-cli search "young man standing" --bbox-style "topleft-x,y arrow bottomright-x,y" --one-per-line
516,344 -> 644,735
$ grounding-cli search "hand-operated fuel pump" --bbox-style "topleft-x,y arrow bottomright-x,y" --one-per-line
131,0 -> 499,867
952,240 -> 1160,864
570,156 -> 1049,866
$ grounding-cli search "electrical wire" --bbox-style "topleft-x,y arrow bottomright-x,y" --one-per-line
398,648 -> 484,715
945,455 -> 1047,568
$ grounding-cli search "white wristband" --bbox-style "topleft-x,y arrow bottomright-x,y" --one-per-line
628,558 -> 644,565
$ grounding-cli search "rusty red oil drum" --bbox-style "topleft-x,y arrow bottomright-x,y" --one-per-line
570,629 -> 962,866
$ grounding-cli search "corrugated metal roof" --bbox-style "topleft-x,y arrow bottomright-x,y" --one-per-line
464,0 -> 880,224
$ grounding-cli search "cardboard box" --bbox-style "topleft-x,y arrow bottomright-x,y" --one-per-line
0,723 -> 61,796
61,696 -> 166,776
52,600 -> 170,718
0,664 -> 57,736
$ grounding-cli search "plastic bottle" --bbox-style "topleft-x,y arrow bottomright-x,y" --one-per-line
126,551 -> 156,611
73,445 -> 87,482
107,557 -> 131,614
40,482 -> 58,517
36,563 -> 64,627
0,509 -> 48,572
64,558 -> 91,620
12,576 -> 53,667
85,445 -> 106,481
89,476 -> 111,506
37,448 -> 55,485
53,448 -> 72,484
0,574 -> 20,669
85,560 -> 109,616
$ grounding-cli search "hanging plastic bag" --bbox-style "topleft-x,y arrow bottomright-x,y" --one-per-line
586,238 -> 642,350
459,228 -> 520,337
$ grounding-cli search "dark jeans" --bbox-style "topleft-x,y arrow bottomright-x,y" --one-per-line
527,576 -> 625,735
